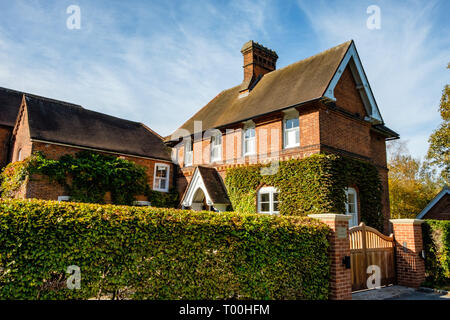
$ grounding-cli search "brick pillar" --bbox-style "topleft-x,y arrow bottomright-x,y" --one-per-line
309,214 -> 352,300
390,219 -> 425,288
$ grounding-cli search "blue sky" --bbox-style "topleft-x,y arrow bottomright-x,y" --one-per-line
0,0 -> 448,160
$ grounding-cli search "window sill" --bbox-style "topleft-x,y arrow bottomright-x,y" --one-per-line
283,144 -> 300,150
153,188 -> 169,193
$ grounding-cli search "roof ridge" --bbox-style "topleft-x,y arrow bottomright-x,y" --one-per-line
25,94 -> 145,127
0,86 -> 84,108
264,40 -> 352,77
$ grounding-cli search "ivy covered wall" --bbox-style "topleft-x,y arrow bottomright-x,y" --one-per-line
225,154 -> 384,230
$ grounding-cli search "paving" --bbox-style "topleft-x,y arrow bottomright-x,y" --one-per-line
352,285 -> 450,300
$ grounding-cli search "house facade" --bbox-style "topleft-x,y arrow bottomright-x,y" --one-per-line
167,40 -> 398,232
0,88 -> 174,202
1,40 -> 399,232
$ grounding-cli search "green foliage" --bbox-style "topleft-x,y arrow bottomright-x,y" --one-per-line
0,198 -> 331,300
422,220 -> 450,287
145,186 -> 179,208
225,154 -> 384,230
0,158 -> 31,198
387,141 -> 442,219
427,63 -> 449,184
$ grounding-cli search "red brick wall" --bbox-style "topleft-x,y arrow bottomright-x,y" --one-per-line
391,220 -> 426,288
309,214 -> 352,300
0,125 -> 12,168
334,65 -> 367,117
319,107 -> 371,159
422,194 -> 450,220
10,104 -> 32,162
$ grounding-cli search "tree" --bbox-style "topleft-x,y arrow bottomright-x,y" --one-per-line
426,63 -> 449,184
388,140 -> 441,218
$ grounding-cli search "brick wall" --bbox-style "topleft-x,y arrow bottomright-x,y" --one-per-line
12,141 -> 174,201
309,214 -> 352,300
334,65 -> 368,117
10,103 -> 32,162
391,219 -> 426,288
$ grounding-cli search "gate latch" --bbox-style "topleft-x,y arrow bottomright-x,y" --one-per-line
342,256 -> 351,269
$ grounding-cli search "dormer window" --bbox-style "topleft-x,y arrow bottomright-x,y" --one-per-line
210,133 -> 222,162
243,122 -> 256,156
184,138 -> 193,167
283,109 -> 300,149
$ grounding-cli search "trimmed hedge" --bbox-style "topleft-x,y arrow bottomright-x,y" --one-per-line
422,220 -> 450,286
0,199 -> 331,300
225,154 -> 384,230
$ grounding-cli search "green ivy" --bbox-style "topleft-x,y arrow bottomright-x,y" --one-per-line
225,154 -> 384,230
422,220 -> 450,286
0,198 -> 331,300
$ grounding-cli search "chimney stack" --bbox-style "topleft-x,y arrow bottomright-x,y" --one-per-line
240,40 -> 278,94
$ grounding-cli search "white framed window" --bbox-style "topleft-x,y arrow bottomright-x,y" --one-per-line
17,148 -> 22,161
210,133 -> 222,162
283,116 -> 300,149
184,138 -> 193,167
243,126 -> 256,156
257,186 -> 279,215
345,187 -> 358,228
58,196 -> 71,202
153,163 -> 170,192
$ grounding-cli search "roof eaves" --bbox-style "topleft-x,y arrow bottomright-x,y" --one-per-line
416,186 -> 450,219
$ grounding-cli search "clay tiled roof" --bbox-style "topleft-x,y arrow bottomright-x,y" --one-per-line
23,95 -> 171,161
0,87 -> 25,127
169,41 -> 353,140
197,166 -> 231,205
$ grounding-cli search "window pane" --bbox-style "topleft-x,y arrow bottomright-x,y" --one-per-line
273,201 -> 279,212
261,202 -> 270,212
159,178 -> 166,190
156,166 -> 167,178
273,192 -> 279,202
244,128 -> 255,139
348,193 -> 355,204
348,203 -> 355,213
260,193 -> 270,202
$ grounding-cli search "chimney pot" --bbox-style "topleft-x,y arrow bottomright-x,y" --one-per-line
240,41 -> 278,94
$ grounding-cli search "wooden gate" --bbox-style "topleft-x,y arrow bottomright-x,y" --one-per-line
349,222 -> 396,291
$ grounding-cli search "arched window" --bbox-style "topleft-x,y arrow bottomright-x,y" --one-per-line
17,148 -> 22,161
257,186 -> 279,215
345,187 -> 358,227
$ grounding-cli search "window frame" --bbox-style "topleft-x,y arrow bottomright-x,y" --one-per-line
242,125 -> 256,156
153,163 -> 170,192
210,133 -> 222,163
345,187 -> 359,228
184,138 -> 193,167
283,115 -> 300,149
257,186 -> 280,215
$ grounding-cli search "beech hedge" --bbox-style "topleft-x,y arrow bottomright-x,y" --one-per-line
0,199 -> 331,300
422,220 -> 450,286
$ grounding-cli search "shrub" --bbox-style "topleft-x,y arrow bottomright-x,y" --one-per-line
225,154 -> 384,229
0,199 -> 331,300
422,220 -> 450,286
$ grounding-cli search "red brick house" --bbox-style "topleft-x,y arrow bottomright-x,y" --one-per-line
0,88 -> 173,202
416,186 -> 450,220
166,40 -> 399,230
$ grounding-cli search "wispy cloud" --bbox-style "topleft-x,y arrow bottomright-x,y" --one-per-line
297,0 -> 450,159
0,0 -> 447,160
